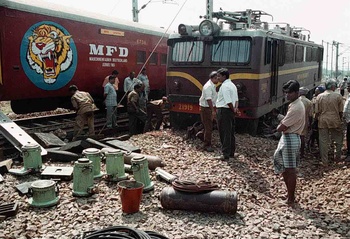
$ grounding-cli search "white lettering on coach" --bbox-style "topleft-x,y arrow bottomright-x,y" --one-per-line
89,44 -> 129,57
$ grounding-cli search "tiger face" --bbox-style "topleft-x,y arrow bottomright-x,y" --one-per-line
27,24 -> 72,84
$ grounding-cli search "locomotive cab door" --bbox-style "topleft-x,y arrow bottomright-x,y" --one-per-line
269,39 -> 284,101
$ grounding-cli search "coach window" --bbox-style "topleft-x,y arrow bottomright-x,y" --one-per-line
161,53 -> 167,65
312,48 -> 318,62
172,41 -> 204,63
306,47 -> 312,62
285,43 -> 294,64
150,52 -> 158,65
212,39 -> 251,64
137,51 -> 146,64
295,45 -> 304,63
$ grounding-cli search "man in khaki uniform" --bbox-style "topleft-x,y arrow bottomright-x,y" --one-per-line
69,85 -> 96,141
299,87 -> 312,158
315,79 -> 344,164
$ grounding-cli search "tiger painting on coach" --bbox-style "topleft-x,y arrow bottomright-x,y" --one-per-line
27,24 -> 72,84
20,21 -> 77,91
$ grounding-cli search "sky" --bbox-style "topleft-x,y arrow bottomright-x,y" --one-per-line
42,0 -> 350,71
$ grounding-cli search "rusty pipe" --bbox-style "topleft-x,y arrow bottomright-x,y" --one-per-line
123,152 -> 165,170
160,187 -> 238,214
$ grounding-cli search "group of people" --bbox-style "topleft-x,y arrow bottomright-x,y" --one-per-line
69,68 -> 168,140
199,68 -> 238,160
198,71 -> 350,206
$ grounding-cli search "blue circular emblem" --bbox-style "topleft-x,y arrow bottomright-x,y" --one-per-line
20,21 -> 77,90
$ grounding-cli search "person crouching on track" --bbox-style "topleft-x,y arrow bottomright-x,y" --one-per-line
199,71 -> 218,152
104,75 -> 118,129
273,80 -> 305,206
69,85 -> 96,141
144,96 -> 168,132
127,84 -> 147,136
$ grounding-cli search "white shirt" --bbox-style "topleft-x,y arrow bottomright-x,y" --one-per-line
123,77 -> 141,93
216,79 -> 238,108
199,79 -> 217,107
343,95 -> 350,123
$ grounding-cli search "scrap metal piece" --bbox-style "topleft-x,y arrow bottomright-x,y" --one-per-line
41,166 -> 73,181
104,139 -> 141,153
0,159 -> 12,174
0,111 -> 47,156
0,202 -> 19,217
33,132 -> 66,148
15,181 -> 33,195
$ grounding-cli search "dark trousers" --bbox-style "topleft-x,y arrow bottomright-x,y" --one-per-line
217,108 -> 235,158
200,106 -> 213,147
128,111 -> 147,136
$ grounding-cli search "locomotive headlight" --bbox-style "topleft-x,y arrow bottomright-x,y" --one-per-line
178,24 -> 199,36
199,20 -> 220,36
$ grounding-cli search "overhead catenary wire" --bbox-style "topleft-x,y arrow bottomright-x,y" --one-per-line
98,0 -> 188,134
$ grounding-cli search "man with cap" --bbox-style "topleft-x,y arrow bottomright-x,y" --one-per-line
199,71 -> 219,152
69,85 -> 96,141
298,87 -> 312,158
343,82 -> 350,162
315,79 -> 344,164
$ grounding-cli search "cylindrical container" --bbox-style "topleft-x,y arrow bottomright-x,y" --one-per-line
131,156 -> 154,192
124,152 -> 164,170
22,143 -> 42,171
83,148 -> 103,178
105,148 -> 128,181
117,180 -> 144,214
28,180 -> 59,207
160,187 -> 238,214
73,158 -> 94,197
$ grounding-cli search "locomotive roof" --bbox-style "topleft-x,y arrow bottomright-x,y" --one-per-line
1,0 -> 168,38
169,28 -> 321,47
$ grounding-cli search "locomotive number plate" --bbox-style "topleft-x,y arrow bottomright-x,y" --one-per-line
172,103 -> 199,113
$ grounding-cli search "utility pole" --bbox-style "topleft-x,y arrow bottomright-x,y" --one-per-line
132,0 -> 139,22
326,42 -> 329,76
205,0 -> 213,20
334,41 -> 339,80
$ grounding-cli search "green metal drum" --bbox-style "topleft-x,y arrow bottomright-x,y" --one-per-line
104,148 -> 128,181
73,158 -> 94,197
82,148 -> 103,178
28,180 -> 59,207
131,156 -> 154,192
22,143 -> 42,172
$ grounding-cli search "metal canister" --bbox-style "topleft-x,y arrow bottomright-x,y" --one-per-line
73,158 -> 94,197
82,148 -> 103,178
22,143 -> 42,172
28,180 -> 59,207
104,148 -> 128,181
131,156 -> 154,192
160,187 -> 238,214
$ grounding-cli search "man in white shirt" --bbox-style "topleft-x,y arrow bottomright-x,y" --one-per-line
199,71 -> 218,152
138,68 -> 150,100
215,68 -> 238,160
343,83 -> 350,162
123,71 -> 141,95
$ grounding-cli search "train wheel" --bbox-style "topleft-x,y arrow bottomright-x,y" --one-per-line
170,112 -> 200,130
236,118 -> 259,136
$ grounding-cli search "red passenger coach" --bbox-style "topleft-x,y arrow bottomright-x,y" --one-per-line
0,0 -> 168,113
166,9 -> 323,134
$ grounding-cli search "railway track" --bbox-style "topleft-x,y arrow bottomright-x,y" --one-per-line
0,110 -> 169,156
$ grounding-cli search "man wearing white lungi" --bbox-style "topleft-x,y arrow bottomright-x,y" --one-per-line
273,80 -> 305,206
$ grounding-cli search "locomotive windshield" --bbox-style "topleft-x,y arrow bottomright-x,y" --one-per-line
172,41 -> 204,63
212,38 -> 251,64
